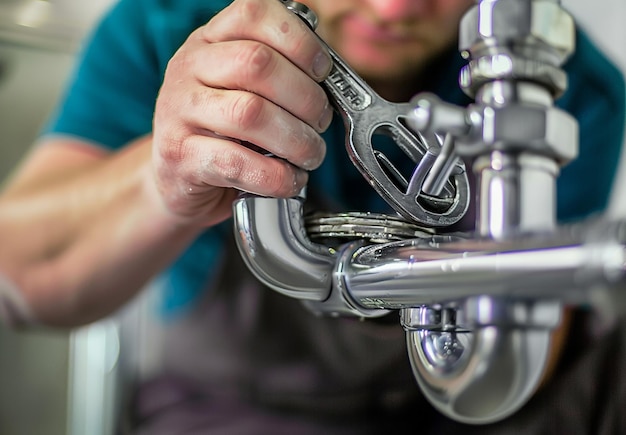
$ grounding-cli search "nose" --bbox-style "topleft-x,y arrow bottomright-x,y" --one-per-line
362,0 -> 428,21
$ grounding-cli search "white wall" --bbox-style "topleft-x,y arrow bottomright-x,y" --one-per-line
0,0 -> 117,182
0,45 -> 76,180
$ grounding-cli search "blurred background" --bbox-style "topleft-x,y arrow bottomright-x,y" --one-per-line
0,1 -> 625,434
0,2 -> 119,435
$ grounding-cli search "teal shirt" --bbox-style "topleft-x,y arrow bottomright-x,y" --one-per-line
44,0 -> 626,316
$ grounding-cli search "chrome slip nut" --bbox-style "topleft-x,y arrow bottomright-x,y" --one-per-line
459,0 -> 575,64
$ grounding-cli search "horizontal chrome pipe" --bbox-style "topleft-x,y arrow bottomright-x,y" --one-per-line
234,196 -> 626,312
340,228 -> 626,310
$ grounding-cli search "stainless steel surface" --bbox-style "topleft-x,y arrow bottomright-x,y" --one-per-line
0,1 -> 622,435
401,0 -> 578,422
458,0 -> 575,98
403,299 -> 562,424
474,152 -> 559,238
420,134 -> 460,198
409,82 -> 578,239
234,189 -> 626,422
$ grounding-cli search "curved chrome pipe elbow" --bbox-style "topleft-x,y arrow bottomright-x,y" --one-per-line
403,300 -> 560,424
234,193 -> 626,423
233,193 -> 335,301
407,325 -> 552,423
233,193 -> 392,318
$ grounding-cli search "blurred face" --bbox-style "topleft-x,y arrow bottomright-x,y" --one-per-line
300,0 -> 474,100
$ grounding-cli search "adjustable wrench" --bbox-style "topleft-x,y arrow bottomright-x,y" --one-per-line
282,1 -> 469,227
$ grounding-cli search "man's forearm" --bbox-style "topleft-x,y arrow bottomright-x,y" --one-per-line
0,137 -> 205,327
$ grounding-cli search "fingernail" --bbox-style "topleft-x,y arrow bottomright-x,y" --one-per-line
301,135 -> 326,170
294,169 -> 309,191
317,101 -> 333,131
312,51 -> 331,80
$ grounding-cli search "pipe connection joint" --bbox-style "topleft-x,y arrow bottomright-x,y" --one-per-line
459,0 -> 575,97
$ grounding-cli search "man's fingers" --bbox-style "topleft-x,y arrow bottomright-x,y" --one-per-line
199,0 -> 332,82
184,39 -> 333,134
163,133 -> 310,198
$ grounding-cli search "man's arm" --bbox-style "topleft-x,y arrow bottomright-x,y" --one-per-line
0,0 -> 332,328
0,136 -> 204,327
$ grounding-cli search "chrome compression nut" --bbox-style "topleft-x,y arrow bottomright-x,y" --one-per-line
457,101 -> 578,164
408,89 -> 578,166
458,0 -> 575,97
459,0 -> 575,62
459,55 -> 568,98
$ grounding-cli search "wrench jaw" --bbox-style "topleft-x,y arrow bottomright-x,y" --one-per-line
319,38 -> 471,227
341,112 -> 470,227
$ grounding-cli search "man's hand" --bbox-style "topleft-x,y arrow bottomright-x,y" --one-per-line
152,0 -> 334,227
0,0 -> 334,327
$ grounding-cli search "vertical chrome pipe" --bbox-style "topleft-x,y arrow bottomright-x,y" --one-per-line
402,0 -> 577,423
470,81 -> 567,238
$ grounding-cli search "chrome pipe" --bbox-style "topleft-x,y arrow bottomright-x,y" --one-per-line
233,192 -> 335,301
406,318 -> 554,424
339,226 -> 626,309
234,199 -> 626,312
403,297 -> 561,423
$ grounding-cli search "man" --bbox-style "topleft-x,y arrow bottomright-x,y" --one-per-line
0,0 -> 624,433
